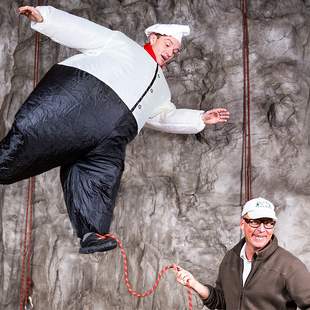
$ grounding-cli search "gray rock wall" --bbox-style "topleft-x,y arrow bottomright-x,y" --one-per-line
1,0 -> 310,309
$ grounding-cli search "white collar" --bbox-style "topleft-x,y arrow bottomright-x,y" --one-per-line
240,243 -> 252,263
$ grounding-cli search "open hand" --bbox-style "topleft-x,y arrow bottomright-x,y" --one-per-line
202,108 -> 230,125
19,6 -> 43,23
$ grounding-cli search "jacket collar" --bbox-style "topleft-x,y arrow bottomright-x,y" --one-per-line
144,43 -> 157,62
233,235 -> 279,261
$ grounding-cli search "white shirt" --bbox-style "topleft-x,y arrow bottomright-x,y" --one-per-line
31,6 -> 206,134
240,243 -> 252,286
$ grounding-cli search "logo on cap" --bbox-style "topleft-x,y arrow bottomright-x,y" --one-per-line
241,197 -> 277,220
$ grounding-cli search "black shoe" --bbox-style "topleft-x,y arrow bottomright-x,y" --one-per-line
79,233 -> 117,254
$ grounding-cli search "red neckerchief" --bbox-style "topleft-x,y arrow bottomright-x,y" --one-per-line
144,43 -> 157,62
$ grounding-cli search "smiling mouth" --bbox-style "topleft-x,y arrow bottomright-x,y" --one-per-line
161,54 -> 169,62
253,235 -> 266,241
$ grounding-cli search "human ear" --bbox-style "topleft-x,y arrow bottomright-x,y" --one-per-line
240,218 -> 245,232
149,33 -> 157,45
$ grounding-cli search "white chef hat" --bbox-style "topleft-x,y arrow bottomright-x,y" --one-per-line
145,23 -> 190,44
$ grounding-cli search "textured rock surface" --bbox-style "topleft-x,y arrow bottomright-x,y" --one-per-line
1,0 -> 310,309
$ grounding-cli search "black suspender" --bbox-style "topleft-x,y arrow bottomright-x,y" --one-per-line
131,64 -> 159,112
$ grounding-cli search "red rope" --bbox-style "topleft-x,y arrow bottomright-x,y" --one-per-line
19,2 -> 42,308
241,0 -> 252,204
97,234 -> 193,309
19,177 -> 35,310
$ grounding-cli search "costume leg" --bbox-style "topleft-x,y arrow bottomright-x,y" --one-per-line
60,137 -> 126,238
60,103 -> 137,239
0,65 -> 98,184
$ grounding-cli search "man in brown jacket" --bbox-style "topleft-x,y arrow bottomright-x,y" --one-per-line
175,197 -> 310,310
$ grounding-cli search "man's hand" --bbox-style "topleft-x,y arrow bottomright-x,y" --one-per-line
174,265 -> 210,300
19,6 -> 43,23
175,265 -> 196,287
202,108 -> 230,125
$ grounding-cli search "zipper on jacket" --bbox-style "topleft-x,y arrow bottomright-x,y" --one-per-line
238,274 -> 244,310
239,257 -> 257,309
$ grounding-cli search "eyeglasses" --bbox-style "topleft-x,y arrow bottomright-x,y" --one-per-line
243,218 -> 276,229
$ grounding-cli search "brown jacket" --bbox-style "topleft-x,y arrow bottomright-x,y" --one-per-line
204,236 -> 310,310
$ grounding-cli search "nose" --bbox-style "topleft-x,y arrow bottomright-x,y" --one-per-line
167,48 -> 174,57
256,223 -> 266,232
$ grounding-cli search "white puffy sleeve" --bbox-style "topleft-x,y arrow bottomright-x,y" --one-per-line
145,101 -> 206,134
31,6 -> 114,55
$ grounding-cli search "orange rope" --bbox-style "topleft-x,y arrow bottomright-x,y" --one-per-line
97,234 -> 193,309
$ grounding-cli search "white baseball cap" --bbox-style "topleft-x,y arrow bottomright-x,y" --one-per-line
241,197 -> 277,220
145,23 -> 190,44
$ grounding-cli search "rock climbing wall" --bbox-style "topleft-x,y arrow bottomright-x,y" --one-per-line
1,0 -> 310,309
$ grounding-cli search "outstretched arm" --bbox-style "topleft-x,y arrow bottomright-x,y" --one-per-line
18,6 -> 114,54
145,103 -> 230,134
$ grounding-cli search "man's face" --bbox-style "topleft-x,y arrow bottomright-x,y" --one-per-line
149,33 -> 181,66
240,216 -> 275,253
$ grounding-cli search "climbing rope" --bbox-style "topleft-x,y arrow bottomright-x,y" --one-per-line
19,1 -> 42,309
240,0 -> 252,204
98,234 -> 193,309
19,177 -> 35,310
